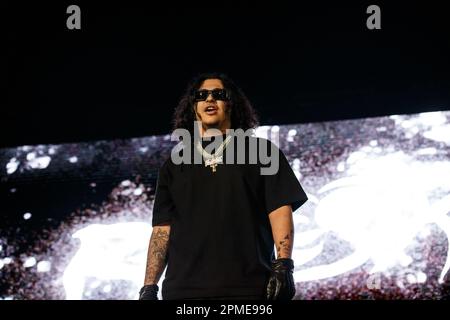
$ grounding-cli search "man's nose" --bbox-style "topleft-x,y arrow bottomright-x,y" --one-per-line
206,92 -> 215,101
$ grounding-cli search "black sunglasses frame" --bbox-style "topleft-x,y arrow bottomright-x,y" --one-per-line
193,89 -> 230,102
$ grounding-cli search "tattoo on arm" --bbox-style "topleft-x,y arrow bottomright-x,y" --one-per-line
144,227 -> 170,285
277,229 -> 294,258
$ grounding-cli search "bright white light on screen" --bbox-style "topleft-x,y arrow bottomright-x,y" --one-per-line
23,257 -> 37,268
254,126 -> 270,140
423,125 -> 450,144
417,148 -> 437,155
271,126 -> 280,133
62,222 -> 151,300
37,260 -> 51,273
121,180 -> 131,187
68,156 -> 78,163
2,257 -> 13,264
293,148 -> 450,283
6,158 -> 19,174
418,112 -> 447,126
287,129 -> 297,142
26,153 -> 51,169
337,162 -> 345,172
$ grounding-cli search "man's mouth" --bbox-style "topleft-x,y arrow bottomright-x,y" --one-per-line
204,106 -> 218,115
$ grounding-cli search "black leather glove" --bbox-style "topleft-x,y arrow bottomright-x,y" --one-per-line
139,284 -> 159,300
265,258 -> 296,300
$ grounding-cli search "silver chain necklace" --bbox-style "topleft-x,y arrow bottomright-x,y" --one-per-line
195,135 -> 232,173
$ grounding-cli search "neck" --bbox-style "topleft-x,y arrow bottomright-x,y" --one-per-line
197,122 -> 230,138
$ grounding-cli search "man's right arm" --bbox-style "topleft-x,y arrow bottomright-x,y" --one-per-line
139,224 -> 170,300
144,224 -> 171,286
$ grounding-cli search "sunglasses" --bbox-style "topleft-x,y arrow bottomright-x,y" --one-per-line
194,89 -> 229,101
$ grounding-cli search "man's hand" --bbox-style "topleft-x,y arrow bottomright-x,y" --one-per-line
266,258 -> 296,300
139,284 -> 159,300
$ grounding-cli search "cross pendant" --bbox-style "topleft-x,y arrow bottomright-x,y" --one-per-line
205,156 -> 222,173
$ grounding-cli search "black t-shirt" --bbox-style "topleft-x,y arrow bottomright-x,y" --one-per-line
152,134 -> 308,299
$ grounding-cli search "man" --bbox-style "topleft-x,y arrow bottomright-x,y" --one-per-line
139,73 -> 308,300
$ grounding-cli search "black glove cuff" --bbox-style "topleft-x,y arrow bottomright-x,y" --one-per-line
272,258 -> 294,271
139,284 -> 159,300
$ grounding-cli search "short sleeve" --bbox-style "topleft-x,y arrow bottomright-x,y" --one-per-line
262,141 -> 308,214
152,161 -> 176,226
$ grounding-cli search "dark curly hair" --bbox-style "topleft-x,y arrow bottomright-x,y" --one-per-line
172,72 -> 259,134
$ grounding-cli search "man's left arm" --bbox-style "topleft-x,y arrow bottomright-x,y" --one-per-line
269,205 -> 294,259
266,205 -> 296,300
